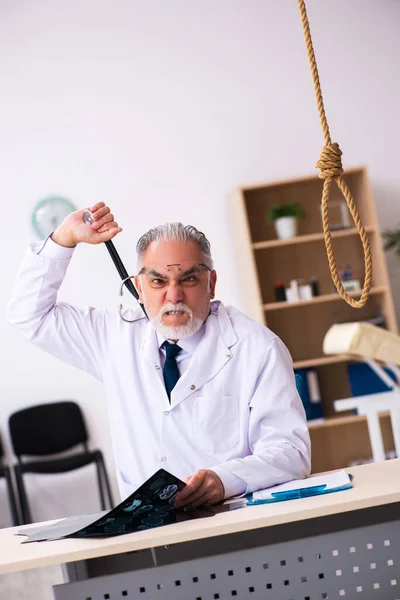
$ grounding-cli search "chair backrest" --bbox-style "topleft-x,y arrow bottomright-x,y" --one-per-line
9,401 -> 88,458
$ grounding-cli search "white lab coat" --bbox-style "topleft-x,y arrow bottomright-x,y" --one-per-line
7,242 -> 311,500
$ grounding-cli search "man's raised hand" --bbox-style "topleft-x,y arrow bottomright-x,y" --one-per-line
51,202 -> 122,248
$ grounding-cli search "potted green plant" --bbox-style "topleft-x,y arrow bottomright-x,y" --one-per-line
268,202 -> 305,240
383,226 -> 400,256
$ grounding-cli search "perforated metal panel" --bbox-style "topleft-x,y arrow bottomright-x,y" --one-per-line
54,518 -> 400,600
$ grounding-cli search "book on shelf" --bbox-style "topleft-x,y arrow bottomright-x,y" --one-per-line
294,368 -> 323,421
347,362 -> 397,397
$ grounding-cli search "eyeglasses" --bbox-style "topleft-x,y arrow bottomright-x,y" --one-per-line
118,262 -> 212,323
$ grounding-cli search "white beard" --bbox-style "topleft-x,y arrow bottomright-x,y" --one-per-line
150,302 -> 204,340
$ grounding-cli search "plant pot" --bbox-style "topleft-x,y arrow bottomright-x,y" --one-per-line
274,216 -> 298,240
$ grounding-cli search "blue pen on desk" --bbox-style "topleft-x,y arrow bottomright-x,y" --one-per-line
247,485 -> 327,506
271,484 -> 327,500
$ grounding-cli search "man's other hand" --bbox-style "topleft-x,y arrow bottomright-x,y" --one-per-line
174,469 -> 224,508
51,202 -> 122,248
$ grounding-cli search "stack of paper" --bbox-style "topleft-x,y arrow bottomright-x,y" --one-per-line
248,470 -> 352,505
323,322 -> 400,366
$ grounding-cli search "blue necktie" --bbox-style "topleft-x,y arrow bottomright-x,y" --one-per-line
163,342 -> 182,401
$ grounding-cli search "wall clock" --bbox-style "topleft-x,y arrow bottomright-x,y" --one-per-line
31,196 -> 77,239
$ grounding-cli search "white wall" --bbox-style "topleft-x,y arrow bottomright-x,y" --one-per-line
0,0 -> 399,525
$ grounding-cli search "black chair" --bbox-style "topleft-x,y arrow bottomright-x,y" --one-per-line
9,401 -> 114,524
0,433 -> 20,526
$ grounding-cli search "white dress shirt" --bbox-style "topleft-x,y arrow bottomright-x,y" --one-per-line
156,325 -> 205,374
7,238 -> 311,500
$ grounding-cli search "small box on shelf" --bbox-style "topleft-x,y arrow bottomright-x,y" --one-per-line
337,264 -> 361,293
321,200 -> 351,231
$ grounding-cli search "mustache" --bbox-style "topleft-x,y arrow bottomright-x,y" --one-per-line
160,302 -> 192,316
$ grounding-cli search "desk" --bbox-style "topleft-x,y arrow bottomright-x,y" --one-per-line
1,460 -> 400,599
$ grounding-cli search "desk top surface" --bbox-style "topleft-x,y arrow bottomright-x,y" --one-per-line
1,459 -> 400,575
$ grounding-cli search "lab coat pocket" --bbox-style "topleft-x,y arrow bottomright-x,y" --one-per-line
192,395 -> 239,453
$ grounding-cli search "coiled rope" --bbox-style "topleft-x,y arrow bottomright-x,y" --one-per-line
298,0 -> 372,308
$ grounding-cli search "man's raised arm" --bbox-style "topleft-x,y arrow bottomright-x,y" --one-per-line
6,202 -> 122,379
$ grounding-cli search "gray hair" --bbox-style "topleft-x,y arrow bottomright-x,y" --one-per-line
136,222 -> 214,270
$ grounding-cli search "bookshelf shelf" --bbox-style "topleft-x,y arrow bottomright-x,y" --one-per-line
263,286 -> 387,312
252,225 -> 376,250
308,411 -> 390,430
293,355 -> 353,369
231,166 -> 398,473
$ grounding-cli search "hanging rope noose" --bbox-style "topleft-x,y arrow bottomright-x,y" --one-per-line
298,0 -> 372,308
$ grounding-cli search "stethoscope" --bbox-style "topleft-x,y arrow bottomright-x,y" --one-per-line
82,209 -> 148,318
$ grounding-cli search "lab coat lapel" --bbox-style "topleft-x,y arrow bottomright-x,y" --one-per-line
141,321 -> 165,387
172,303 -> 238,406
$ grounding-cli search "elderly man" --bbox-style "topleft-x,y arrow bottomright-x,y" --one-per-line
7,202 -> 310,508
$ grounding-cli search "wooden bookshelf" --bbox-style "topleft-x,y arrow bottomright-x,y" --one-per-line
230,167 -> 398,473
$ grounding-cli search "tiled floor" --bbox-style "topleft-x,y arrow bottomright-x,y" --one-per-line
0,565 -> 63,600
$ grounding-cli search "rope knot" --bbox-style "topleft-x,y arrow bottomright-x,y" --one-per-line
315,142 -> 344,179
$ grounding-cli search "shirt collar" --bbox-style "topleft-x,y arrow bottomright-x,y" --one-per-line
156,321 -> 206,356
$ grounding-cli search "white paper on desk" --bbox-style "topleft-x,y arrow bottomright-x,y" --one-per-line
252,470 -> 352,501
17,512 -> 107,543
